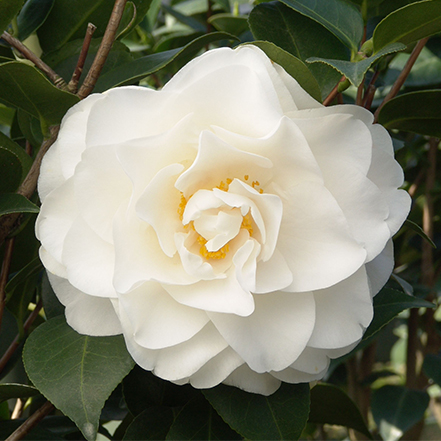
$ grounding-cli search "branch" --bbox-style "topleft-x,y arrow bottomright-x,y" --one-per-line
77,0 -> 128,99
0,238 -> 15,333
0,31 -> 67,90
0,126 -> 59,246
323,76 -> 346,106
5,401 -> 54,441
68,23 -> 97,94
374,37 -> 429,122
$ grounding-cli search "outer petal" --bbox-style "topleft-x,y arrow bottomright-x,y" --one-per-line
209,291 -> 316,373
119,282 -> 209,349
365,239 -> 394,296
254,249 -> 293,294
48,272 -> 122,336
189,347 -> 244,389
308,267 -> 373,349
278,181 -> 366,292
223,364 -> 281,396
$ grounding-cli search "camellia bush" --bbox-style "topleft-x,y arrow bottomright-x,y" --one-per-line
1,0 -> 441,440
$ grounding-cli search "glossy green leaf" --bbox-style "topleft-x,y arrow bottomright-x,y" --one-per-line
0,104 -> 15,127
0,131 -> 32,192
203,383 -> 310,440
41,272 -> 65,319
364,288 -> 435,340
378,90 -> 441,138
37,0 -> 153,53
17,109 -> 43,147
162,3 -> 206,32
0,383 -> 40,402
123,406 -> 174,440
348,0 -> 420,21
5,256 -> 42,299
371,385 -> 430,441
17,0 -> 55,41
373,0 -> 441,52
0,193 -> 39,217
23,316 -> 135,441
249,2 -> 348,98
405,219 -> 436,248
249,41 -> 322,101
307,42 -> 406,86
43,39 -> 133,87
95,32 -> 238,92
209,14 -> 250,36
0,0 -> 24,34
278,0 -> 364,51
422,353 -> 441,386
0,62 -> 79,125
309,384 -> 371,438
167,397 -> 242,440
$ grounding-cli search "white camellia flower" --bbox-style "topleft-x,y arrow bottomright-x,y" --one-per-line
36,45 -> 411,395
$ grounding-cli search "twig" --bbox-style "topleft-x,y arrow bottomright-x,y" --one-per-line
0,238 -> 15,333
0,31 -> 67,90
356,82 -> 364,106
77,0 -> 128,99
323,76 -> 346,106
68,23 -> 97,94
5,401 -> 54,441
11,399 -> 25,420
374,37 -> 429,122
0,126 -> 60,246
0,299 -> 43,375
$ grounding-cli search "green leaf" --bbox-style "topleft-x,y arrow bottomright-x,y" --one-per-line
203,383 -> 310,440
278,0 -> 364,52
373,0 -> 441,52
123,406 -> 174,440
41,272 -> 65,319
0,193 -> 39,216
0,62 -> 79,126
0,383 -> 40,403
307,42 -> 406,86
0,131 -> 32,192
249,41 -> 322,101
162,3 -> 207,32
17,109 -> 43,147
208,13 -> 250,36
0,0 -> 24,34
94,32 -> 238,92
5,256 -> 42,299
405,219 -> 436,248
422,353 -> 441,386
309,384 -> 372,438
364,288 -> 435,340
0,308 -> 19,380
17,0 -> 55,41
0,104 -> 15,127
347,0 -> 420,21
37,0 -> 153,53
167,397 -> 242,440
248,2 -> 348,98
23,316 -> 135,441
377,90 -> 441,138
371,385 -> 430,441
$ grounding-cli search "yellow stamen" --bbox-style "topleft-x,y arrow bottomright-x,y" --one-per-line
241,212 -> 253,236
177,192 -> 187,220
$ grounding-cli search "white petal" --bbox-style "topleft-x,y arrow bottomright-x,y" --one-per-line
119,282 -> 209,349
223,364 -> 281,395
35,178 -> 77,263
113,204 -> 196,293
56,93 -> 104,179
278,182 -> 366,292
189,347 -> 244,389
182,189 -> 224,225
308,267 -> 373,349
209,291 -> 315,372
164,265 -> 255,316
366,239 -> 394,296
74,145 -> 132,243
136,163 -> 185,257
39,247 -> 66,278
270,366 -> 327,383
255,249 -> 293,294
290,346 -> 330,374
62,216 -> 117,298
38,141 -> 64,202
47,272 -> 122,336
176,130 -> 272,197
233,239 -> 261,293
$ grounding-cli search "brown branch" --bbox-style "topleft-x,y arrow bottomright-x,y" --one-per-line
356,82 -> 364,106
77,0 -> 128,99
68,23 -> 97,94
0,126 -> 60,246
0,238 -> 15,333
1,31 -> 67,90
374,37 -> 429,123
5,401 -> 54,441
0,299 -> 43,375
323,76 -> 346,106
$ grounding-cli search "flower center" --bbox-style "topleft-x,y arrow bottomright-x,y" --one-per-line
177,176 -> 259,259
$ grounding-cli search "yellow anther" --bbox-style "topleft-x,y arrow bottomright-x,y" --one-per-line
244,175 -> 249,181
241,212 -> 253,236
177,193 -> 187,220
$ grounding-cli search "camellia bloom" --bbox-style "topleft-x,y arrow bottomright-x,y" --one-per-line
36,45 -> 411,395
